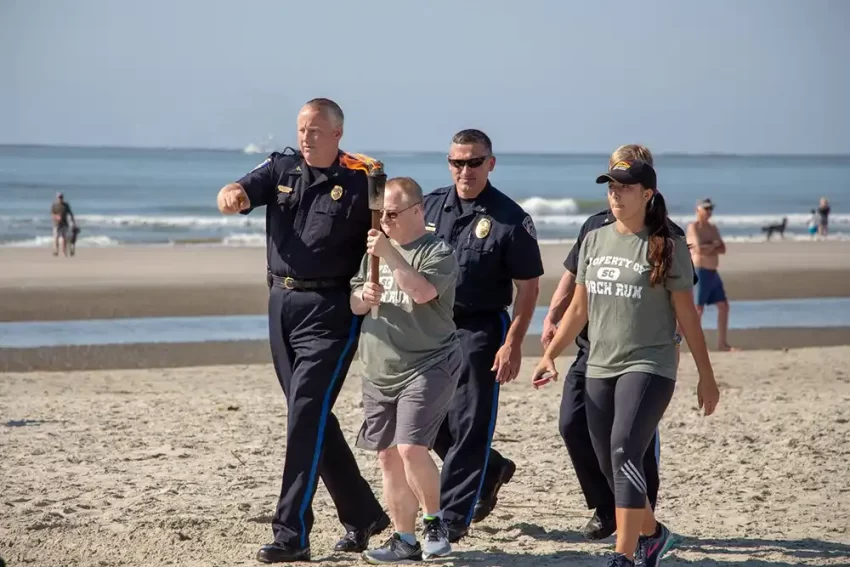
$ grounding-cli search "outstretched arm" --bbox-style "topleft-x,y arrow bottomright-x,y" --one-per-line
217,183 -> 250,214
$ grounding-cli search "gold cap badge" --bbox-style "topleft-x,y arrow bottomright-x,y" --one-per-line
331,185 -> 344,200
475,217 -> 491,239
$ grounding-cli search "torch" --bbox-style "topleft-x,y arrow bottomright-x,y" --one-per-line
366,164 -> 386,319
338,152 -> 386,319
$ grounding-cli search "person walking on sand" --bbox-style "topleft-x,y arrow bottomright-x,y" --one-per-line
217,98 -> 389,563
542,144 -> 697,543
422,129 -> 543,542
531,159 -> 720,567
350,177 -> 459,564
817,197 -> 831,237
687,198 -> 739,351
50,192 -> 76,257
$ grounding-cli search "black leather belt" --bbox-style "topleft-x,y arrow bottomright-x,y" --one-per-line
269,274 -> 349,291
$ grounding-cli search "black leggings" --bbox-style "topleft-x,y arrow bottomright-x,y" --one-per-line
585,372 -> 675,509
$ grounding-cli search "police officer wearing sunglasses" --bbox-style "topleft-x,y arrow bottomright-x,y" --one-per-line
422,129 -> 544,541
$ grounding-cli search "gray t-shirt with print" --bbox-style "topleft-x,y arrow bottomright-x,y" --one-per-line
351,232 -> 460,393
576,224 -> 694,380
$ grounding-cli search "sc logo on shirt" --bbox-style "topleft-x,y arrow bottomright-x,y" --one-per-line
596,267 -> 621,281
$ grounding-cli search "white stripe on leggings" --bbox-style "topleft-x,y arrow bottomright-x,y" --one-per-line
621,460 -> 647,494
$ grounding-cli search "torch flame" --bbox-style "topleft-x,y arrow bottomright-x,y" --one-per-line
339,151 -> 384,175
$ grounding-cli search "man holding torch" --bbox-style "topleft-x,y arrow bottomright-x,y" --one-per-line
350,176 -> 460,563
216,98 -> 389,563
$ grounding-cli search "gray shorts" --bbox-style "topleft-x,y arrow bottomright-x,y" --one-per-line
53,225 -> 68,239
356,349 -> 460,452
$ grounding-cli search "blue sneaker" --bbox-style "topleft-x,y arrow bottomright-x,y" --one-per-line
635,522 -> 675,567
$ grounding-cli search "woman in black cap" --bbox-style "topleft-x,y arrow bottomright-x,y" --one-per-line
530,159 -> 720,567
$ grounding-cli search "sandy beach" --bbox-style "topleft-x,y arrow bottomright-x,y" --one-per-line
3,240 -> 850,565
2,348 -> 849,566
2,241 -> 850,322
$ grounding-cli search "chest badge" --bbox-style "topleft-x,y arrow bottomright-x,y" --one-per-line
475,217 -> 491,239
277,185 -> 293,194
331,185 -> 344,201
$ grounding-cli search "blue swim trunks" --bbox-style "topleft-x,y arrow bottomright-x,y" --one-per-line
694,267 -> 727,306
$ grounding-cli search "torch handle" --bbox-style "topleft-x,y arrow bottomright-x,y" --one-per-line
369,211 -> 381,319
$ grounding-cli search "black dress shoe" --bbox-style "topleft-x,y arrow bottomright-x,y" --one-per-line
256,543 -> 311,563
582,509 -> 616,541
471,459 -> 517,523
333,513 -> 391,553
446,519 -> 469,543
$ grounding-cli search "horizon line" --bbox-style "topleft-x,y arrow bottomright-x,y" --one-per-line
1,143 -> 849,159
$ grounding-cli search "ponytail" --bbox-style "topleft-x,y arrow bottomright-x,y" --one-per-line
646,191 -> 672,287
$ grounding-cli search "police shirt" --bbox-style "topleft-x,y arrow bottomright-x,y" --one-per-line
235,148 -> 372,281
423,182 -> 544,313
564,210 -> 697,356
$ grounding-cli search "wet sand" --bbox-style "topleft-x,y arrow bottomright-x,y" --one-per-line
3,328 -> 850,373
2,241 -> 850,322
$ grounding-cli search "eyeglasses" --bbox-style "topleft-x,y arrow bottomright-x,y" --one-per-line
447,155 -> 490,170
380,201 -> 421,220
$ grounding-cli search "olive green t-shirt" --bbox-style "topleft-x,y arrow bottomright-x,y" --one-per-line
576,224 -> 694,380
350,233 -> 459,393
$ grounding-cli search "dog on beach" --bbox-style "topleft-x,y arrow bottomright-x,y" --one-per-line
761,217 -> 787,241
69,225 -> 81,256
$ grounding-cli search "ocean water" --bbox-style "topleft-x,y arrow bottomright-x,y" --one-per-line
2,298 -> 849,349
0,145 -> 848,247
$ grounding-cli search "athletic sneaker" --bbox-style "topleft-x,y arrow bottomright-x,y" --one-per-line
421,517 -> 452,559
635,522 -> 675,567
362,533 -> 422,564
605,553 -> 635,566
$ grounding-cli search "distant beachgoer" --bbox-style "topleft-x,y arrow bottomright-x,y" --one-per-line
817,197 -> 831,237
808,209 -> 819,238
687,198 -> 739,351
50,192 -> 76,257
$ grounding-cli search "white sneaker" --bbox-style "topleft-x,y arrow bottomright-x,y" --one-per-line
421,517 -> 451,559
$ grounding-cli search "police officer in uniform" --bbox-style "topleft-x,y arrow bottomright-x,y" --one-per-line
423,129 -> 544,541
217,98 -> 389,563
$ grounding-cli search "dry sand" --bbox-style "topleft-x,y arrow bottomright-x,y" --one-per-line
2,347 -> 850,566
2,241 -> 850,322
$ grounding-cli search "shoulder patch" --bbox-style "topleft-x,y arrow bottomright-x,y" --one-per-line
522,215 -> 537,240
251,157 -> 271,172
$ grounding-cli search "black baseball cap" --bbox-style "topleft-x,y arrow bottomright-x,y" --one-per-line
595,159 -> 657,190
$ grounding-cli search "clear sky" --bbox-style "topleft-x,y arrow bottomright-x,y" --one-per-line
2,0 -> 848,154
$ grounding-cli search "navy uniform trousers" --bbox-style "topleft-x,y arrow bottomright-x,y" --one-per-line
268,285 -> 384,549
559,352 -> 660,513
433,310 -> 511,526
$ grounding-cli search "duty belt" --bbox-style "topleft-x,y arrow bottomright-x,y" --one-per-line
269,274 -> 349,291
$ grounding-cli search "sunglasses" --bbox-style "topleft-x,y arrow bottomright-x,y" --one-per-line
447,155 -> 490,169
380,201 -> 420,220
